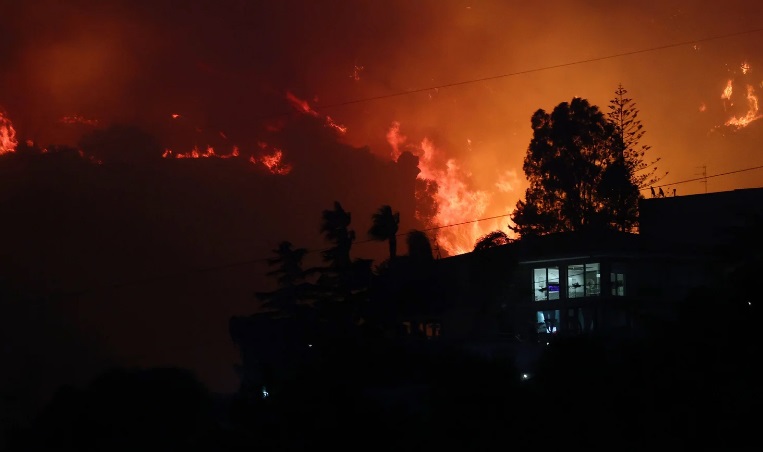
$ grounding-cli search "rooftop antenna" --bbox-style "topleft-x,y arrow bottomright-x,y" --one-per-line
695,165 -> 708,194
433,243 -> 442,260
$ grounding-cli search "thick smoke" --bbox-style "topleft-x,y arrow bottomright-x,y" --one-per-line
3,0 -> 763,407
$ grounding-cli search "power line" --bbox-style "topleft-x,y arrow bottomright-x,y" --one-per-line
641,164 -> 763,191
288,26 -> 763,115
28,25 -> 763,299
40,158 -> 763,299
65,159 -> 763,299
175,25 -> 763,140
49,213 -> 512,299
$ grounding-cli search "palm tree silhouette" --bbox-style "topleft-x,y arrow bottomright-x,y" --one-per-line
256,240 -> 310,315
368,205 -> 400,261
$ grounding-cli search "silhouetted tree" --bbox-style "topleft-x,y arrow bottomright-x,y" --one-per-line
320,201 -> 354,272
255,241 -> 312,316
315,201 -> 366,321
608,84 -> 666,189
473,230 -> 511,251
368,205 -> 400,261
13,368 -> 216,451
510,97 -> 641,236
406,230 -> 434,264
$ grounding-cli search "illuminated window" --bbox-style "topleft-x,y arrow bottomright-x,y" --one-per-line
611,272 -> 625,296
536,309 -> 560,333
567,263 -> 600,298
533,267 -> 560,301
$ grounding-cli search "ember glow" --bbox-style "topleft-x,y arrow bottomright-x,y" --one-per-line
162,145 -> 240,159
0,110 -> 18,155
59,115 -> 99,126
351,64 -> 364,81
5,0 -> 763,400
286,91 -> 347,135
257,142 -> 292,175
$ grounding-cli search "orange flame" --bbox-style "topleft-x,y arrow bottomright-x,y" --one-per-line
162,145 -> 240,159
0,109 -> 18,155
257,142 -> 292,175
286,91 -> 316,116
721,79 -> 733,101
286,91 -> 347,135
386,121 -> 406,160
388,123 -> 509,256
712,61 -> 763,131
725,84 -> 762,129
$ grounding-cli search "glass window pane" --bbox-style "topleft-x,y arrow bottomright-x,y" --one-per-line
568,264 -> 585,298
585,263 -> 600,296
533,268 -> 547,301
547,267 -> 560,300
617,273 -> 625,296
610,272 -> 625,296
537,310 -> 560,333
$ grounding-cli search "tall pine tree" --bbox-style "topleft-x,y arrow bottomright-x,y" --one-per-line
607,84 -> 666,189
510,97 -> 644,236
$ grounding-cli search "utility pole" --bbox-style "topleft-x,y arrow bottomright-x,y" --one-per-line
695,165 -> 708,194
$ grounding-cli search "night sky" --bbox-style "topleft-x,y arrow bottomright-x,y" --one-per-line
2,0 -> 763,407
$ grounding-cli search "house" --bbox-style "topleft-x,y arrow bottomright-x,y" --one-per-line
434,187 -> 763,343
229,187 -> 763,392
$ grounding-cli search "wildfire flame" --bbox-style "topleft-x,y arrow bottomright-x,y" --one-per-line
721,79 -> 733,101
386,123 -> 507,256
278,97 -> 500,236
725,84 -> 762,129
718,62 -> 763,130
162,145 -> 240,159
714,62 -> 763,131
160,142 -> 291,175
386,121 -> 405,161
285,91 -> 347,135
257,142 -> 292,175
1,109 -> 18,155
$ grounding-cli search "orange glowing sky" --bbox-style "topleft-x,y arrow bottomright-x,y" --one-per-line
2,0 -> 763,395
3,0 -> 762,254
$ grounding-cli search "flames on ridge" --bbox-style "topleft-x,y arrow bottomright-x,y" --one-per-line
257,142 -> 292,175
285,91 -> 347,135
162,145 -> 240,159
386,122 -> 513,256
277,95 -> 515,256
3,91 -> 518,255
717,61 -> 763,130
59,115 -> 99,126
1,110 -> 18,155
0,110 -> 101,164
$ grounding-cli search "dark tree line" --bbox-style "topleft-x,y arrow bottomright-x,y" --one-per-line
510,85 -> 665,237
252,202 -> 437,330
